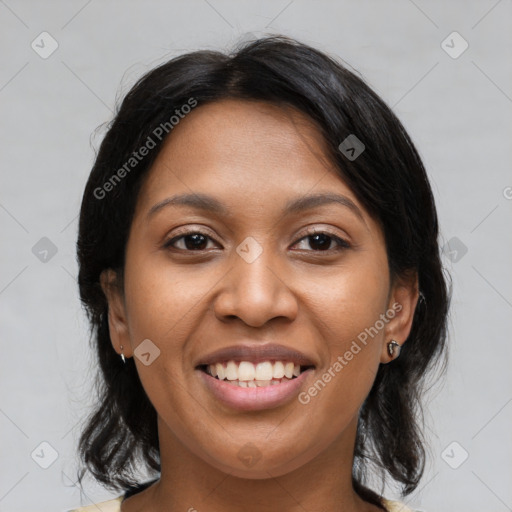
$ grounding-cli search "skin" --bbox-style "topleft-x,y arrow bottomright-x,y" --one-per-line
101,99 -> 419,512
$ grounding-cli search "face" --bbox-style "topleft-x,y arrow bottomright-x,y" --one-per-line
102,99 -> 417,479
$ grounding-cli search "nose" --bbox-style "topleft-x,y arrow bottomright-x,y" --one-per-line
212,245 -> 298,327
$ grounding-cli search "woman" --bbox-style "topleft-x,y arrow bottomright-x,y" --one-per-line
70,35 -> 450,512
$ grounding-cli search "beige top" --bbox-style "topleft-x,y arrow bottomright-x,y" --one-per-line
68,496 -> 417,511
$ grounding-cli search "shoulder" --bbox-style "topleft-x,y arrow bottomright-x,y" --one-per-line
67,495 -> 417,512
382,499 -> 419,512
67,495 -> 123,512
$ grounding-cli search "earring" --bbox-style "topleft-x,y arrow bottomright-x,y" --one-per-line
387,340 -> 401,358
120,345 -> 126,364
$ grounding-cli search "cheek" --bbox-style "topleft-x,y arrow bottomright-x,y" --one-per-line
304,259 -> 389,402
311,261 -> 389,343
121,254 -> 198,408
122,251 -> 204,342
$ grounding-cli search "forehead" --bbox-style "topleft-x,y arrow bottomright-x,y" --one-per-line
160,98 -> 331,170
133,98 -> 361,218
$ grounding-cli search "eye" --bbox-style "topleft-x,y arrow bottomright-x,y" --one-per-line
292,229 -> 350,252
163,228 -> 350,253
163,230 -> 219,251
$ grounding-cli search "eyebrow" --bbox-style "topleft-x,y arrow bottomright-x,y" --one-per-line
147,193 -> 230,219
146,192 -> 364,221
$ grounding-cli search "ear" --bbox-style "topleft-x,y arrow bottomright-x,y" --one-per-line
380,271 -> 419,364
100,269 -> 133,359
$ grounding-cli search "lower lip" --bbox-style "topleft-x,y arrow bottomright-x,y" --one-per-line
197,368 -> 314,411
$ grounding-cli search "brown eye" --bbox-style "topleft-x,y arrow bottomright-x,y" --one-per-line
293,231 -> 350,252
164,231 -> 217,251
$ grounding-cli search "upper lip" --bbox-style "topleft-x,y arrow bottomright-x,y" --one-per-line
195,343 -> 317,368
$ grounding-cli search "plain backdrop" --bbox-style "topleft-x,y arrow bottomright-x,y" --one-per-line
1,1 -> 511,511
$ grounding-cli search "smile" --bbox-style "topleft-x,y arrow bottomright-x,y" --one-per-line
200,360 -> 313,387
197,360 -> 315,411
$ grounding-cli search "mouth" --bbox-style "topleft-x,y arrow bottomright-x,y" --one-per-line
197,360 -> 315,387
196,361 -> 315,411
194,343 -> 317,410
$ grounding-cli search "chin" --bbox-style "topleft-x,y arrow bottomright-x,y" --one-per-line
202,444 -> 318,480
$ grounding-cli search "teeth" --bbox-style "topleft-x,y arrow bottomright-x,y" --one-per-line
273,361 -> 285,378
207,360 -> 304,383
238,361 -> 255,381
215,363 -> 224,380
223,377 -> 294,387
284,362 -> 294,379
255,361 -> 273,380
226,361 -> 238,381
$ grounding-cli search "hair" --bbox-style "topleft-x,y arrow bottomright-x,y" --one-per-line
75,35 -> 450,505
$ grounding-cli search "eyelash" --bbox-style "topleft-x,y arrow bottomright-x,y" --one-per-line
163,228 -> 351,253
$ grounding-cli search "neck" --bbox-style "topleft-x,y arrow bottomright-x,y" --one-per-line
130,415 -> 384,512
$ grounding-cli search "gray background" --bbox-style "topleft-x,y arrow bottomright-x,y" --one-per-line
1,1 -> 511,511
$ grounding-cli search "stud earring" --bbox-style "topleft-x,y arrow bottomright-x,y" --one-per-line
387,340 -> 401,358
120,345 -> 126,364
